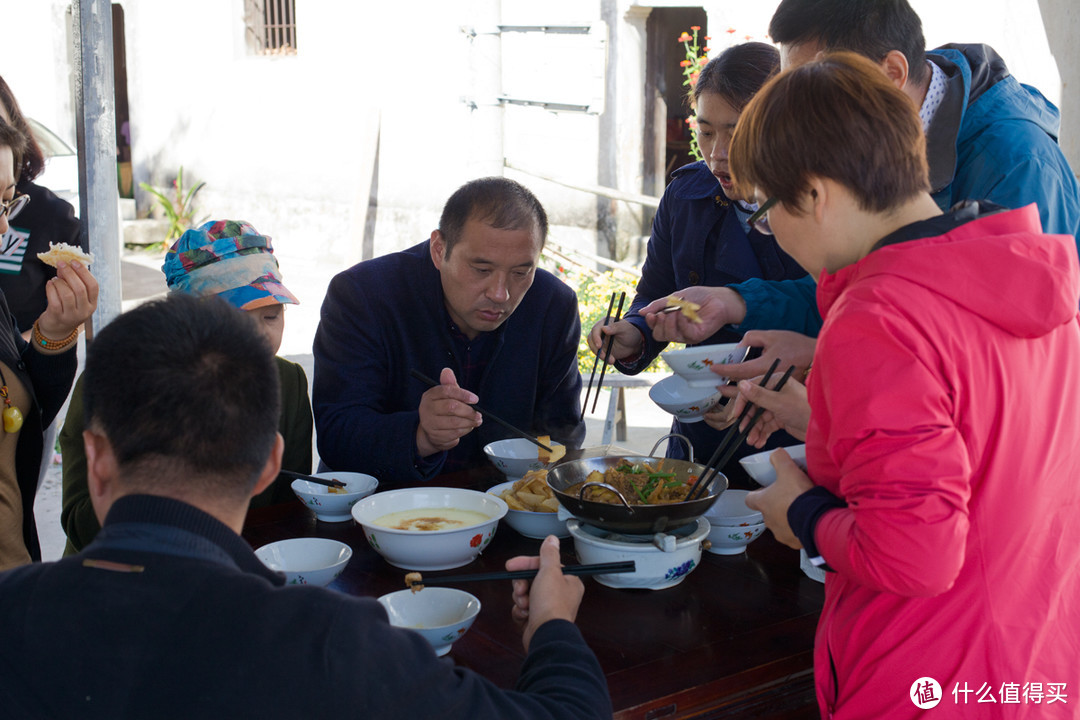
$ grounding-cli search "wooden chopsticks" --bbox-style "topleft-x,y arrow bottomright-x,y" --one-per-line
407,561 -> 636,588
581,292 -> 619,420
409,369 -> 552,453
279,469 -> 347,489
589,291 -> 627,415
686,360 -> 797,501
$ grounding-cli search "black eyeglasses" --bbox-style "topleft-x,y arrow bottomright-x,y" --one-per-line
0,193 -> 29,221
747,197 -> 777,235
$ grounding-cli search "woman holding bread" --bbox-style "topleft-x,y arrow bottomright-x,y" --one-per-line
0,117 -> 97,569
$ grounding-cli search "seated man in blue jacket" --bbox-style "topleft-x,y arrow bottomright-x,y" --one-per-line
641,0 -> 1080,378
0,294 -> 612,719
314,177 -> 585,483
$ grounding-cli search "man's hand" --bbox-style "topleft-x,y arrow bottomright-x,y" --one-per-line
415,367 -> 482,457
35,260 -> 99,343
506,535 -> 584,651
586,318 -> 643,364
745,448 -> 814,549
719,376 -> 810,447
640,286 -> 747,344
720,330 -> 816,384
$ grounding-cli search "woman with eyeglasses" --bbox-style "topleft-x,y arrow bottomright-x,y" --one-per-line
0,117 -> 97,570
0,75 -> 84,336
732,52 -> 1080,719
585,42 -> 805,483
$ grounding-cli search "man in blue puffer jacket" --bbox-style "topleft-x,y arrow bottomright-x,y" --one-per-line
642,0 -> 1080,358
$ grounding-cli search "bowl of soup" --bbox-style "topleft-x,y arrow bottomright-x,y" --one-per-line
351,487 -> 509,570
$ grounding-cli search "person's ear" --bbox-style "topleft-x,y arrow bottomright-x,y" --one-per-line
807,176 -> 829,225
429,230 -> 446,270
84,428 -> 119,525
879,50 -> 910,91
251,433 -> 285,499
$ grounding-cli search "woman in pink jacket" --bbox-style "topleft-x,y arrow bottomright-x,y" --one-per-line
729,53 -> 1080,719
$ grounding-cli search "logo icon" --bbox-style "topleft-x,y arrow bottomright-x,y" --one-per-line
911,677 -> 942,709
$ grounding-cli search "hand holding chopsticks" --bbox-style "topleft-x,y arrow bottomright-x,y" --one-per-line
410,369 -> 552,453
406,561 -> 636,589
687,360 -> 797,501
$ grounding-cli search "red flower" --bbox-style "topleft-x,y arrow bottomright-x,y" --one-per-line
470,534 -> 482,548
689,72 -> 699,85
701,47 -> 710,53
704,36 -> 712,41
745,35 -> 753,41
680,60 -> 691,67
690,25 -> 701,32
678,32 -> 692,42
726,27 -> 736,34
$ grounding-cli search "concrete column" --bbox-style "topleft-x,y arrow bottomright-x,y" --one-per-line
1038,0 -> 1080,172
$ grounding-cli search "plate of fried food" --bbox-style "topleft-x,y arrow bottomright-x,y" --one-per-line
487,470 -> 570,539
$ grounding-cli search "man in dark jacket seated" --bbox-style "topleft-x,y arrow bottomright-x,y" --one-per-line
0,294 -> 612,719
314,176 -> 585,483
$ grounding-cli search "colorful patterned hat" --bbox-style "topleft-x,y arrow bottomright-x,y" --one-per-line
161,220 -> 299,310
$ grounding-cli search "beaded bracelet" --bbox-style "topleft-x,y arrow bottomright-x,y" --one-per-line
32,320 -> 80,352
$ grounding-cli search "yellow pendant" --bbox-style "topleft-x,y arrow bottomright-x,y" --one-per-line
3,406 -> 23,433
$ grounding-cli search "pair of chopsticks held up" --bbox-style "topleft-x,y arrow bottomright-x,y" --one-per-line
581,291 -> 627,419
686,359 -> 797,501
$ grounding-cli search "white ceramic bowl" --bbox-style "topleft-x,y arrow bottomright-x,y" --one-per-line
254,537 -> 353,586
291,472 -> 379,522
351,487 -> 508,571
566,517 -> 709,590
738,444 -> 808,487
378,587 -> 481,656
661,343 -> 750,387
483,438 -> 564,481
486,480 -> 570,539
703,489 -> 764,526
649,375 -> 724,423
706,521 -> 766,555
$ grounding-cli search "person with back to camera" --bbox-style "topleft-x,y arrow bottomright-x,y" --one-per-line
0,117 -> 97,570
638,0 -> 1080,398
728,52 -> 1080,719
0,293 -> 612,719
314,176 -> 584,483
59,219 -> 313,555
585,42 -> 805,484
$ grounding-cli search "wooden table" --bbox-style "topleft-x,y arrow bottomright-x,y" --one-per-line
243,468 -> 824,719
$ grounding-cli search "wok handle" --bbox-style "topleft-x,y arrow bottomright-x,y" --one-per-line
649,433 -> 695,463
580,482 -> 635,512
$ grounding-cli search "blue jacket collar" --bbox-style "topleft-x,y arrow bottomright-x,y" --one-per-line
670,161 -> 727,201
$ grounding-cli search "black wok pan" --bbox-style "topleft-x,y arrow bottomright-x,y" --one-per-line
547,456 -> 725,534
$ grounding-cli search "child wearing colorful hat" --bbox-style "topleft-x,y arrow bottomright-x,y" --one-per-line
58,220 -> 313,555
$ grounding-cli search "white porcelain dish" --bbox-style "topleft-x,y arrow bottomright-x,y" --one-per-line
486,480 -> 570,539
706,521 -> 766,555
738,444 -> 808,487
566,517 -> 709,590
254,537 -> 353,587
702,489 -> 763,526
291,472 -> 379,522
351,487 -> 508,571
378,587 -> 481,656
648,374 -> 724,423
661,343 -> 749,387
483,438 -> 564,481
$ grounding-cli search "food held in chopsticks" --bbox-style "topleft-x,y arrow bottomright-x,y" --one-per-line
568,461 -> 697,506
37,242 -> 94,267
665,295 -> 702,323
405,572 -> 424,592
536,435 -> 566,464
499,470 -> 561,513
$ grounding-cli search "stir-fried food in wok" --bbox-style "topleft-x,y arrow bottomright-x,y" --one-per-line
566,462 -> 698,505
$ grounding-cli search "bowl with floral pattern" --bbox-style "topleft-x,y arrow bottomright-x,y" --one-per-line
648,374 -> 725,423
661,343 -> 749,387
254,537 -> 352,586
291,471 -> 379,522
351,487 -> 508,571
378,587 -> 481,656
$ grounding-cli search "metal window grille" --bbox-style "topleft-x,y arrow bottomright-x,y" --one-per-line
244,0 -> 297,56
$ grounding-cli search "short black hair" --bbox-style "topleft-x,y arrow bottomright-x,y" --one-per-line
692,42 -> 780,111
769,0 -> 927,85
437,177 -> 548,256
83,294 -> 281,499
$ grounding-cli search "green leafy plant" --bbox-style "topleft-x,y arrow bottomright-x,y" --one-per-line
139,166 -> 206,242
678,26 -> 710,161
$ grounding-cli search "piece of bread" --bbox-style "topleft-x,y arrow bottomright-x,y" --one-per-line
37,242 -> 94,267
666,295 -> 702,323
